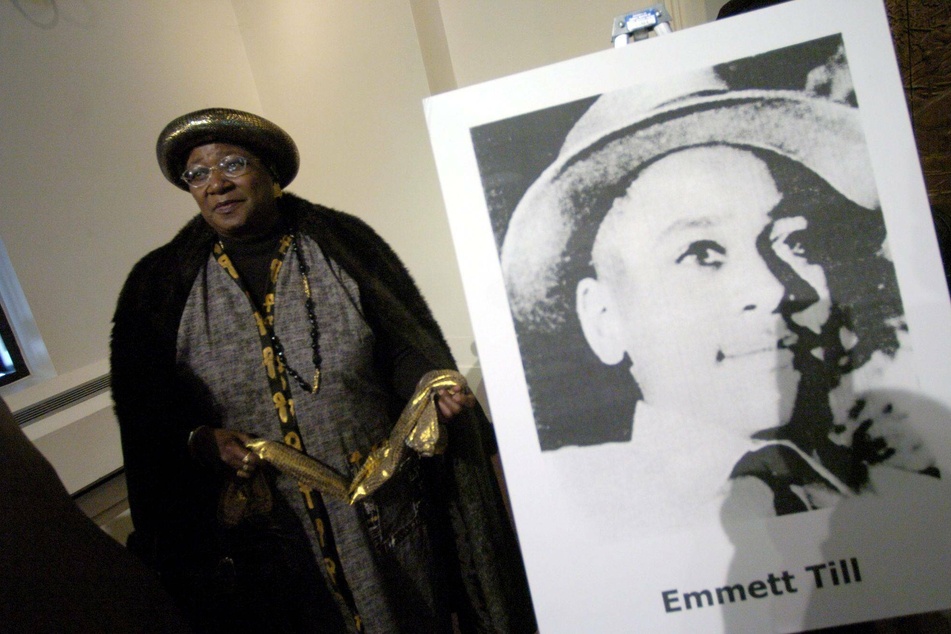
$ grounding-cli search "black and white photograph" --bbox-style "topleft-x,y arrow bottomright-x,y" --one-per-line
426,1 -> 951,630
471,34 -> 943,532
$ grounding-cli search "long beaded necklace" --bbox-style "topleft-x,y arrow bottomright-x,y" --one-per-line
269,234 -> 322,394
215,233 -> 322,394
213,235 -> 364,632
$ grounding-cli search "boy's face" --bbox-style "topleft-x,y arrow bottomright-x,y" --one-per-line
577,145 -> 824,433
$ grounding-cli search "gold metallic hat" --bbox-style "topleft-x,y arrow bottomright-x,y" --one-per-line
500,70 -> 878,333
157,108 -> 299,191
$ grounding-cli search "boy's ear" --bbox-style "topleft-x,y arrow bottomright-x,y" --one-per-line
576,277 -> 625,365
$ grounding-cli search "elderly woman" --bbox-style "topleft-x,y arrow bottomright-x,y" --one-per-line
111,109 -> 535,633
497,51 -> 939,531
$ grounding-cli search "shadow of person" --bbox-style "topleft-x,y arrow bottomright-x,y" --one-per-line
799,388 -> 951,634
720,388 -> 951,633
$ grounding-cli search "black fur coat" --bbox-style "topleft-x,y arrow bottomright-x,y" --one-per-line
110,193 -> 535,633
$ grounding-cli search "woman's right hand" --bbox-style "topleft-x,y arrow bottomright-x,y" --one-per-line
189,426 -> 260,478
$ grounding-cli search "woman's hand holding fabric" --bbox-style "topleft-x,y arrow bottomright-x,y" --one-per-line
215,428 -> 261,478
189,426 -> 260,477
434,382 -> 476,423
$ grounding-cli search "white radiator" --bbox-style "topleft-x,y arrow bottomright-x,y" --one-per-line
7,360 -> 123,495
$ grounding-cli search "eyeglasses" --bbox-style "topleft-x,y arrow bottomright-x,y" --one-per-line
180,155 -> 253,188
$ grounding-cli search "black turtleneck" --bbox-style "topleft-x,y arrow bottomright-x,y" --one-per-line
218,220 -> 286,308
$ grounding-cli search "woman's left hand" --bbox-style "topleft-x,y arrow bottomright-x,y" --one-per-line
434,382 -> 477,422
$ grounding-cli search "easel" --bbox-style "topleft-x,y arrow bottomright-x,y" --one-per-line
611,4 -> 673,47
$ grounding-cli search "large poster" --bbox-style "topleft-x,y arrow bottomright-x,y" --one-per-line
425,1 -> 951,631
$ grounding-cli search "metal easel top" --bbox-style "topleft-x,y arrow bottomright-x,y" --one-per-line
612,4 -> 673,47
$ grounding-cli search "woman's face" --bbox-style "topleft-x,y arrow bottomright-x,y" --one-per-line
185,142 -> 280,240
577,145 -> 822,433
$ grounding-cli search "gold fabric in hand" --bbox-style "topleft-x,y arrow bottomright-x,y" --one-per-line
240,369 -> 464,506
245,438 -> 351,501
349,370 -> 460,503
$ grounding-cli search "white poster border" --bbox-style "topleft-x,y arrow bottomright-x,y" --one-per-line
425,1 -> 951,631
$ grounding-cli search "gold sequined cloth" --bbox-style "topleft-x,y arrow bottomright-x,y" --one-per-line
224,369 -> 464,515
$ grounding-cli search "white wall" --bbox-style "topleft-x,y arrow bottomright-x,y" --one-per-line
0,0 -> 264,489
436,0 -> 728,89
0,1 -> 261,381
231,1 -> 476,369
